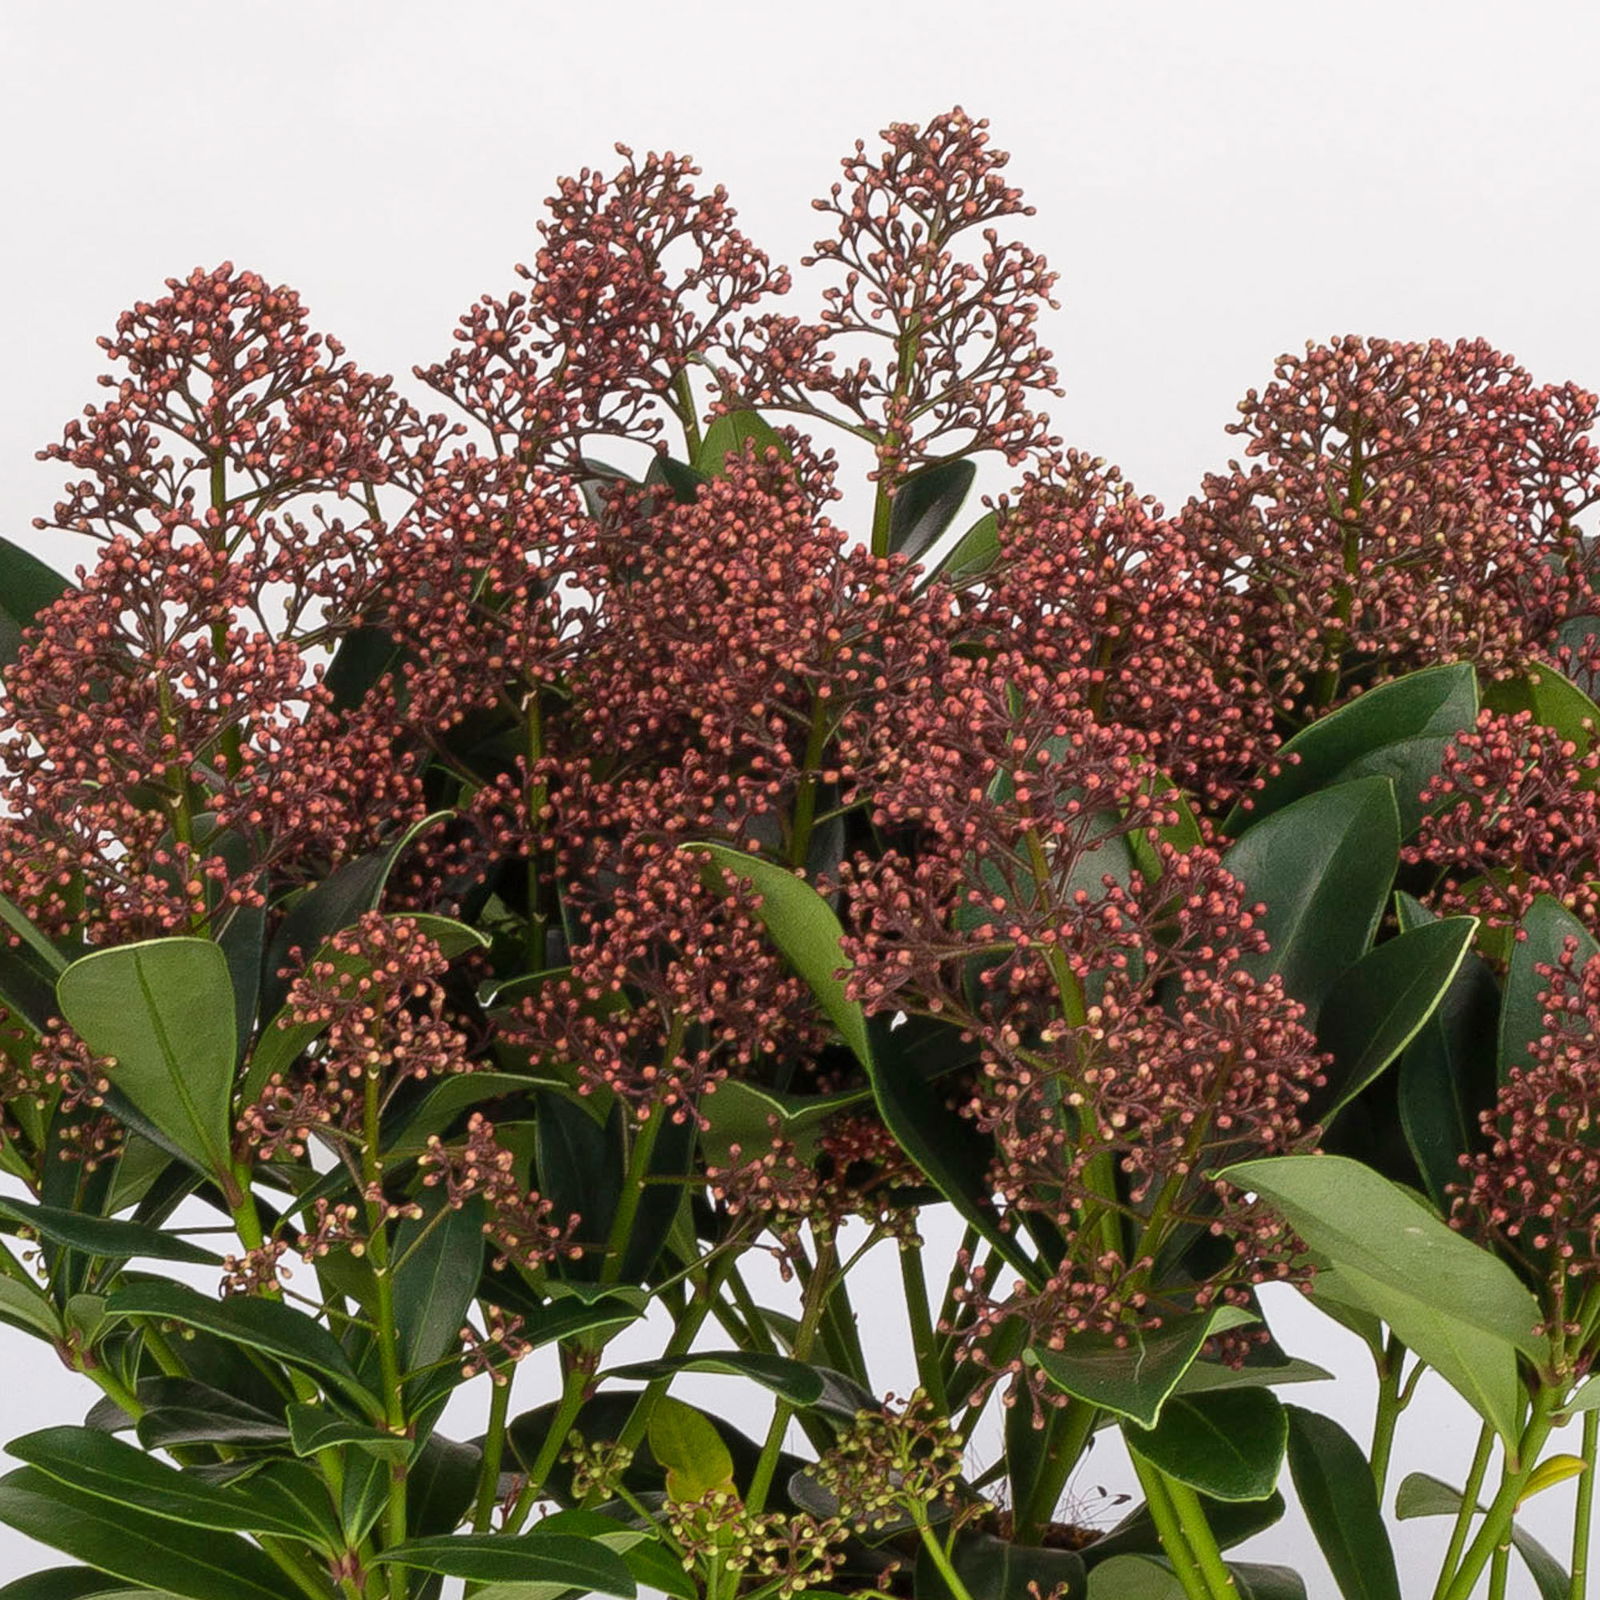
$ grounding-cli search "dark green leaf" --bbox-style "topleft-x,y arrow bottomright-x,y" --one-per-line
0,1195 -> 221,1266
394,1192 -> 484,1372
325,625 -> 402,711
286,1402 -> 410,1460
1312,917 -> 1477,1120
1087,1556 -> 1305,1599
1222,777 -> 1400,1012
1500,894 -> 1599,1083
340,1446 -> 390,1544
406,1431 -> 481,1538
0,1569 -> 157,1599
131,1379 -> 289,1450
1393,893 -> 1500,1207
889,458 -> 976,564
1031,1308 -> 1251,1429
0,537 -> 70,670
1483,662 -> 1600,755
1224,663 -> 1477,835
56,939 -> 237,1182
1395,1473 -> 1568,1600
1126,1390 -> 1286,1502
106,1280 -> 380,1415
926,509 -> 999,586
606,1351 -> 825,1407
381,1531 -> 636,1591
692,410 -> 790,476
1283,1406 -> 1401,1600
697,1078 -> 869,1168
1222,1156 -> 1544,1440
917,1531 -> 1086,1599
0,1467 -> 284,1600
1083,1492 -> 1285,1568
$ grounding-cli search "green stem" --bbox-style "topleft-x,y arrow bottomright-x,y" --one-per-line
1371,1332 -> 1407,1500
524,692 -> 547,972
786,693 -> 831,871
869,323 -> 924,560
671,366 -> 703,458
908,1500 -> 978,1600
746,1231 -> 836,1513
1488,1542 -> 1511,1600
1434,1422 -> 1496,1600
1440,1389 -> 1559,1600
470,1369 -> 514,1532
1015,1398 -> 1098,1544
1162,1474 -> 1240,1598
900,1237 -> 949,1413
600,1033 -> 679,1285
506,1355 -> 592,1530
1130,1453 -> 1216,1600
1571,1410 -> 1597,1600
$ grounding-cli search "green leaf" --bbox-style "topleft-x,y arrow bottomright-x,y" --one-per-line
1174,1357 -> 1333,1397
1224,663 -> 1478,835
1125,1390 -> 1286,1502
0,1569 -> 158,1599
605,1350 -> 825,1406
381,1531 -> 636,1592
0,1195 -> 221,1266
1313,916 -> 1477,1119
1083,1492 -> 1285,1568
0,1467 -> 285,1600
648,1396 -> 736,1501
1221,1156 -> 1544,1439
394,1192 -> 484,1372
917,1532 -> 1086,1598
1222,777 -> 1400,1012
106,1280 -> 380,1416
1283,1407 -> 1401,1600
131,1380 -> 289,1450
1087,1556 -> 1305,1599
889,458 -> 976,564
0,1274 -> 61,1340
286,1403 -> 411,1460
692,409 -> 791,476
1566,1375 -> 1600,1414
1499,894 -> 1599,1083
1031,1307 -> 1253,1429
0,893 -> 67,977
1396,1472 -> 1569,1600
56,939 -> 237,1183
1393,893 -> 1500,1208
1483,661 -> 1600,755
406,1430 -> 481,1537
926,509 -> 999,587
0,536 -> 70,670
697,1078 -> 869,1167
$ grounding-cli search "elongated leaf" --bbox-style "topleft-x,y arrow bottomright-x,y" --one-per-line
107,1280 -> 379,1415
692,409 -> 790,476
131,1380 -> 289,1450
0,893 -> 67,977
926,508 -> 999,588
1499,895 -> 1599,1083
394,1192 -> 484,1372
406,1430 -> 481,1538
1126,1390 -> 1286,1502
1222,1156 -> 1544,1439
1031,1308 -> 1251,1429
1225,663 -> 1477,835
889,457 -> 976,564
286,1403 -> 410,1460
1174,1357 -> 1333,1397
1484,661 -> 1600,754
0,1273 -> 61,1340
0,1467 -> 285,1600
697,1078 -> 869,1167
0,1196 -> 220,1266
56,939 -> 237,1182
0,536 -> 70,669
381,1531 -> 635,1592
1393,893 -> 1500,1207
1087,1555 -> 1305,1599
1396,1472 -> 1569,1600
1083,1492 -> 1285,1568
1222,777 -> 1400,1011
606,1351 -> 825,1406
0,1569 -> 157,1599
1313,917 -> 1477,1119
1283,1407 -> 1400,1600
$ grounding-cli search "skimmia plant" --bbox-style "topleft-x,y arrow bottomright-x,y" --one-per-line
0,107 -> 1596,1600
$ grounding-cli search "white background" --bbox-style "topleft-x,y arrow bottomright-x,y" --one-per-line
1,1 -> 1598,1593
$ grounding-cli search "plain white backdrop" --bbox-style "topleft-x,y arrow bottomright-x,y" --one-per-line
1,1 -> 1598,1593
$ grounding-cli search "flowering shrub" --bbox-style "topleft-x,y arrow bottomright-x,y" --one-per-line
0,107 -> 1595,1600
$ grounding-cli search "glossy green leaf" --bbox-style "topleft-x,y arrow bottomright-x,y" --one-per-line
1283,1407 -> 1400,1600
0,1569 -> 157,1599
1396,1472 -> 1569,1600
394,1192 -> 484,1372
381,1531 -> 635,1592
0,894 -> 67,977
1483,661 -> 1600,755
1499,894 -> 1599,1083
697,1078 -> 869,1167
0,1195 -> 221,1266
0,1467 -> 285,1600
286,1403 -> 410,1460
130,1380 -> 289,1451
405,1430 -> 481,1538
1224,663 -> 1477,835
927,509 -> 1000,587
1126,1389 -> 1286,1502
607,1350 -> 825,1406
692,409 -> 790,476
1222,777 -> 1400,1012
106,1280 -> 380,1415
1313,916 -> 1477,1119
1174,1357 -> 1333,1397
648,1396 -> 736,1501
889,457 -> 976,564
0,536 -> 70,669
340,1447 -> 390,1544
1031,1307 -> 1253,1429
56,939 -> 237,1182
0,1273 -> 61,1340
917,1532 -> 1086,1598
1393,893 -> 1500,1207
1087,1555 -> 1305,1599
1222,1156 -> 1544,1439
8,1425 -> 314,1542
